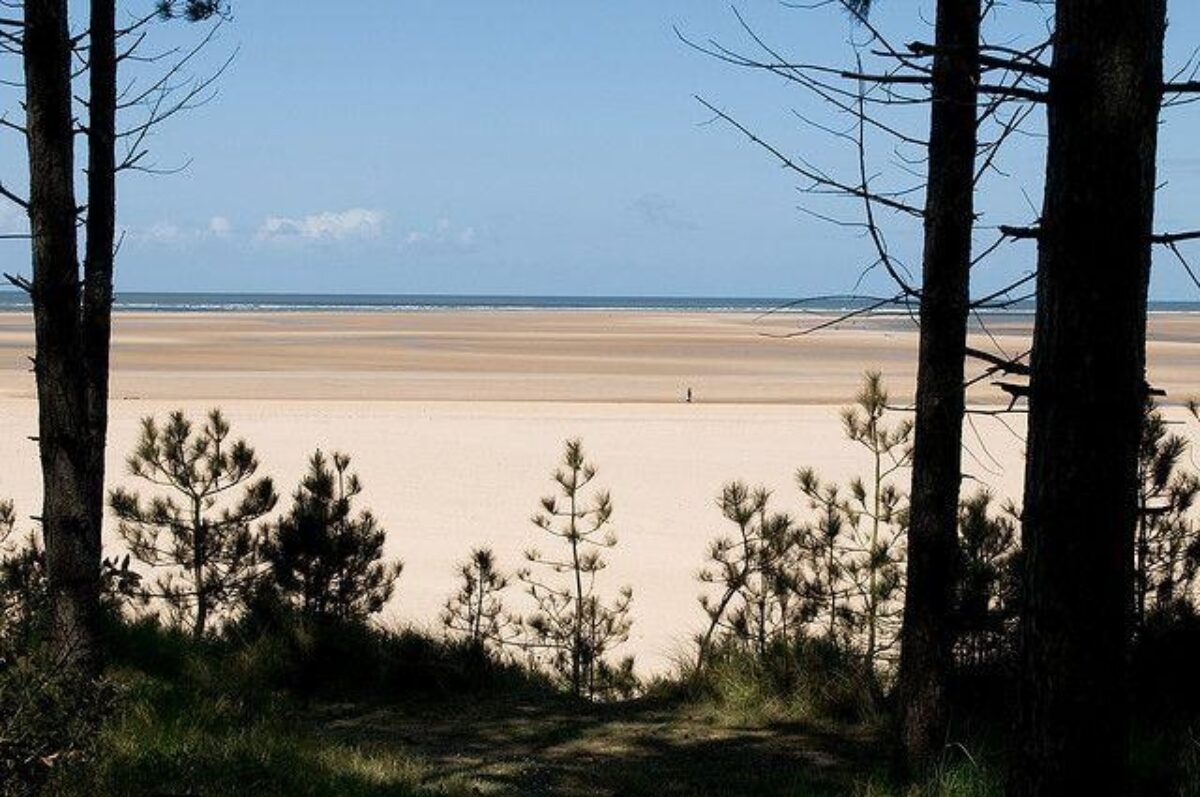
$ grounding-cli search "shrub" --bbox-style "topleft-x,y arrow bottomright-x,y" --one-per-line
1,502 -> 115,795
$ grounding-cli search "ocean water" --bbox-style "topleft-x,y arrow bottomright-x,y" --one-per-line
0,291 -> 917,314
0,290 -> 1195,315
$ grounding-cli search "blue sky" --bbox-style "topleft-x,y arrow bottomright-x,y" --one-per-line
2,1 -> 1200,298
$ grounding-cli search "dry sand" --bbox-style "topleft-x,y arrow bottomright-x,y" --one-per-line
0,310 -> 1196,672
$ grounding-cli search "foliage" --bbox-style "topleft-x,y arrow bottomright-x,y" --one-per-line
838,371 -> 912,670
110,409 -> 278,638
519,439 -> 635,700
261,451 -> 401,622
695,372 -> 911,689
1132,606 -> 1200,724
677,635 -> 880,727
1135,399 -> 1200,630
0,654 -> 115,797
0,501 -> 11,545
952,492 -> 1019,667
0,502 -> 44,648
696,483 -> 807,667
1,502 -> 115,796
796,469 -> 856,648
842,1 -> 875,21
441,547 -> 518,655
155,0 -> 232,22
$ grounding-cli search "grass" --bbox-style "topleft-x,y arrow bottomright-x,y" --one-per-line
12,609 -> 1200,795
657,638 -> 883,730
28,619 -> 1011,796
59,678 -> 439,796
51,680 -> 890,796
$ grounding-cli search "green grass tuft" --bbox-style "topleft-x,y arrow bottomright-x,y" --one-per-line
49,670 -> 467,796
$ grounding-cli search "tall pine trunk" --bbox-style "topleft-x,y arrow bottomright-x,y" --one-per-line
83,0 -> 117,561
895,0 -> 979,769
23,0 -> 100,669
1013,2 -> 1166,793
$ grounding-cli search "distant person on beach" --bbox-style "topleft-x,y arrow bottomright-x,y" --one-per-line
686,387 -> 693,403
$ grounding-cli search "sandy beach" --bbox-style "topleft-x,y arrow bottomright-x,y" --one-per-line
1,310 -> 1196,672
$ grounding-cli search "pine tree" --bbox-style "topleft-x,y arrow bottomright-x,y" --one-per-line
0,501 -> 13,556
261,451 -> 402,622
762,505 -> 807,650
519,439 -> 634,700
696,483 -> 804,667
0,497 -> 97,796
0,504 -> 43,648
895,0 -> 983,768
2,501 -> 137,650
840,372 -> 912,671
952,491 -> 1019,667
0,501 -> 31,644
1134,400 -> 1200,630
442,547 -> 517,654
796,469 -> 854,648
110,410 -> 277,638
13,0 -> 231,673
701,372 -> 911,676
1015,4 -> 1167,788
155,0 -> 229,21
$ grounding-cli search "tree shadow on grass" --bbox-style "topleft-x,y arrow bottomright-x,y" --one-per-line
310,696 -> 883,796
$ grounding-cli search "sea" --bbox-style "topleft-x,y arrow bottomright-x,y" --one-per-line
0,291 -> 1196,315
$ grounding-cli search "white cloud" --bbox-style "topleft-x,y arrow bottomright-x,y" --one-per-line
208,216 -> 233,238
256,208 -> 385,243
124,209 -> 388,249
126,217 -> 233,247
399,217 -> 479,254
132,222 -> 195,246
124,216 -> 241,247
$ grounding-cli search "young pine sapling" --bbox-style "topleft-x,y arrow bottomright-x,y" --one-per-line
519,439 -> 634,700
110,410 -> 277,638
442,546 -> 518,655
838,372 -> 912,670
1135,400 -> 1200,630
261,450 -> 402,622
696,483 -> 804,668
953,491 -> 1020,667
796,468 -> 855,649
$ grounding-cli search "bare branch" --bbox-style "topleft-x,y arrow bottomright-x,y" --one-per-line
1151,230 -> 1200,245
0,180 -> 28,209
695,97 -> 925,220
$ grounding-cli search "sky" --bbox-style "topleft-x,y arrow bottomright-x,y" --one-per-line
2,1 -> 1200,298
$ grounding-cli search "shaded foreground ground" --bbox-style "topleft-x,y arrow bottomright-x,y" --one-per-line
75,664 -> 904,797
304,696 -> 878,796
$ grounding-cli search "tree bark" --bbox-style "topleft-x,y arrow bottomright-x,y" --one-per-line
1012,2 -> 1166,794
895,0 -> 980,770
83,0 -> 117,567
192,498 -> 208,638
22,0 -> 101,670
